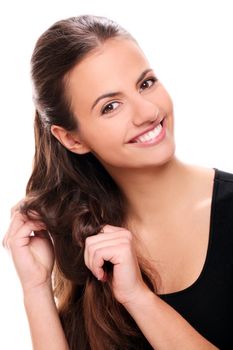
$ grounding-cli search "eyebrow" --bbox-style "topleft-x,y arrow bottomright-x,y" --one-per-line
91,68 -> 153,111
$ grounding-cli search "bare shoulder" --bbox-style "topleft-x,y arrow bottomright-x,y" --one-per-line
184,164 -> 215,196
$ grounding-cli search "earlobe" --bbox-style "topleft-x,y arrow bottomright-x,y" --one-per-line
50,125 -> 91,154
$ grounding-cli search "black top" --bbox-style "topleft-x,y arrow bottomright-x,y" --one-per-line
158,169 -> 233,349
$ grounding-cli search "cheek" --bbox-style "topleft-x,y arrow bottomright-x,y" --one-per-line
84,126 -> 128,166
160,91 -> 174,132
168,97 -> 175,133
167,96 -> 174,116
80,124 -> 121,153
161,88 -> 174,113
167,94 -> 174,115
156,85 -> 174,112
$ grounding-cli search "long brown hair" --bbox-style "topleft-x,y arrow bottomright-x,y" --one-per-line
21,15 -> 156,349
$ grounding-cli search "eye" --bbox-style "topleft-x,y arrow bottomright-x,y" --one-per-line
101,101 -> 120,115
139,77 -> 158,92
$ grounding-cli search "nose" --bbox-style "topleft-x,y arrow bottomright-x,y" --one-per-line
131,94 -> 159,126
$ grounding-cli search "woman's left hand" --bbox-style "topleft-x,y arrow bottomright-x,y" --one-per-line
84,225 -> 149,305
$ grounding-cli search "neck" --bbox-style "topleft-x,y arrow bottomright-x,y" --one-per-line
104,157 -> 195,227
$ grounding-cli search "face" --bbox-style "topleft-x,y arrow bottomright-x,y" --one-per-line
67,38 -> 175,172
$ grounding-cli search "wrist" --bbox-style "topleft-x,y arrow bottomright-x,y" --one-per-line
122,285 -> 156,311
23,282 -> 54,305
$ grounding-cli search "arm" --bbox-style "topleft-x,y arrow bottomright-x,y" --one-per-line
85,225 -> 219,350
3,209 -> 69,350
124,287 -> 218,350
24,285 -> 69,350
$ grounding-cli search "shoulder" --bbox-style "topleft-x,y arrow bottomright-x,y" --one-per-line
215,168 -> 233,183
212,168 -> 233,219
214,168 -> 233,196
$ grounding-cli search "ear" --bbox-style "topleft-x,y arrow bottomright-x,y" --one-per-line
51,125 -> 91,155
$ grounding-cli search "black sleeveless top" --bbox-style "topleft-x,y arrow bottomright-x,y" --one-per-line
158,169 -> 233,349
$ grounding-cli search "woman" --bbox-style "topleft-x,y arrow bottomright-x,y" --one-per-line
3,15 -> 233,349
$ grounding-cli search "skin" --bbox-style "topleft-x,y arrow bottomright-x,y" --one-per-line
3,206 -> 69,350
62,37 -> 175,169
3,38 -> 218,349
52,38 -> 214,295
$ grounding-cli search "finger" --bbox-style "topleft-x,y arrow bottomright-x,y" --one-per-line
9,211 -> 25,231
84,229 -> 133,268
34,230 -> 54,246
4,221 -> 47,251
84,237 -> 131,273
10,219 -> 46,238
3,209 -> 46,250
90,245 -> 122,280
102,226 -> 133,243
34,230 -> 50,239
85,232 -> 127,249
102,224 -> 127,234
2,212 -> 26,249
6,211 -> 39,240
10,199 -> 25,218
85,228 -> 131,247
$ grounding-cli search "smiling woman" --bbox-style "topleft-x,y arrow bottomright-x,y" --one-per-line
58,37 -> 175,170
3,15 -> 233,350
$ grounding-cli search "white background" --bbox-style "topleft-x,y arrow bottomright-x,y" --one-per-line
0,0 -> 233,348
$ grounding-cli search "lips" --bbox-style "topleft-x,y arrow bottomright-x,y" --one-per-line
128,118 -> 165,144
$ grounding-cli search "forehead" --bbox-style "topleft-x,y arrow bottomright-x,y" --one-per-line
67,38 -> 150,108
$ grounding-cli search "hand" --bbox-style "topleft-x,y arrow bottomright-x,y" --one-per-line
2,202 -> 54,294
84,224 -> 149,305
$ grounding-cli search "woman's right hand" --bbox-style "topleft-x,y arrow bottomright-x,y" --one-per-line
2,203 -> 54,294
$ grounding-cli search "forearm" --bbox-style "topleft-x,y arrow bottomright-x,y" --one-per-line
124,288 -> 219,350
24,285 -> 69,350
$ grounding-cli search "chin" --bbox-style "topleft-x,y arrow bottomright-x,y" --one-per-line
149,141 -> 176,168
155,135 -> 175,158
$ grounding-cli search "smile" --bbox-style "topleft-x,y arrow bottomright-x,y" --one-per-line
128,118 -> 166,146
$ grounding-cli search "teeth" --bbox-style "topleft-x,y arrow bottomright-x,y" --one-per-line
135,123 -> 162,143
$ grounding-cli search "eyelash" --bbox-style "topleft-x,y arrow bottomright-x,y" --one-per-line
139,76 -> 158,92
101,76 -> 158,115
